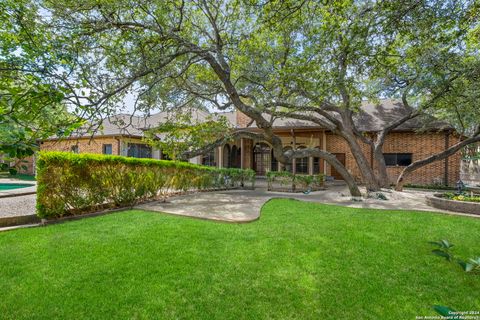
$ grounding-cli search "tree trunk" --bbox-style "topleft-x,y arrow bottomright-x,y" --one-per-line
342,132 -> 381,192
395,135 -> 480,191
372,147 -> 390,188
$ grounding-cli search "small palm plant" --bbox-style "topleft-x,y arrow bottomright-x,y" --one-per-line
458,256 -> 480,273
429,240 -> 455,261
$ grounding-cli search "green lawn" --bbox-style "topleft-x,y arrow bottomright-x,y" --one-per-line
1,199 -> 479,319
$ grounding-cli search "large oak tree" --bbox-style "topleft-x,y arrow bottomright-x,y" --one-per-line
23,0 -> 479,195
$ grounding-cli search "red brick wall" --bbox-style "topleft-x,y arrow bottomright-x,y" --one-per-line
325,131 -> 461,186
380,132 -> 460,185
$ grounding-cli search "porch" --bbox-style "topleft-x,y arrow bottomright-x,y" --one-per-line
198,129 -> 345,179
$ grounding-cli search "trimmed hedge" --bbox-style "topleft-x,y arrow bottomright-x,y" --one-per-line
266,171 -> 325,192
36,152 -> 255,218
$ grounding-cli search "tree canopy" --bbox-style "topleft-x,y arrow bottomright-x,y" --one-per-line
2,0 -> 479,193
0,0 -> 82,163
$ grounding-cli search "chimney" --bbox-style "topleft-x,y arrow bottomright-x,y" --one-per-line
236,111 -> 252,128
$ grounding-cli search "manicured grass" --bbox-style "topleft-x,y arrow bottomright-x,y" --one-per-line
1,199 -> 479,319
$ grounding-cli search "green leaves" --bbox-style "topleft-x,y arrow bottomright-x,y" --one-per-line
429,239 -> 480,274
429,239 -> 454,250
458,257 -> 480,273
429,240 -> 454,261
1,0 -> 81,161
143,112 -> 233,161
36,151 -> 255,218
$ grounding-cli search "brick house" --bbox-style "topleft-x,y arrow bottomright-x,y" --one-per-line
33,100 -> 461,186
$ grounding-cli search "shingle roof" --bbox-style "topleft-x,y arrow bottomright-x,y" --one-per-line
246,99 -> 452,132
353,100 -> 451,132
46,99 -> 451,141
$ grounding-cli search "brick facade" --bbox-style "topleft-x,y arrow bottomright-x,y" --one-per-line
236,111 -> 252,128
40,136 -> 123,155
31,124 -> 462,186
322,131 -> 460,185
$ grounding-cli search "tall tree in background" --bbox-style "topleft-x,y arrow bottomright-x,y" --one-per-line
0,0 -> 81,170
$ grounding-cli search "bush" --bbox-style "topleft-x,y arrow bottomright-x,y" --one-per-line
266,171 -> 325,191
36,152 -> 255,219
403,183 -> 455,191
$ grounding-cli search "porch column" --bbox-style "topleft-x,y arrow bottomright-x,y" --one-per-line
240,138 -> 244,169
218,146 -> 223,168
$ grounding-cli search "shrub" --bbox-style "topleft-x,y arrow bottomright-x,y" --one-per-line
36,152 -> 255,219
266,171 -> 325,191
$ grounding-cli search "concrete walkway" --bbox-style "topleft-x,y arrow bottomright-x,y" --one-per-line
0,179 -> 37,219
136,183 -> 476,222
137,191 -> 266,222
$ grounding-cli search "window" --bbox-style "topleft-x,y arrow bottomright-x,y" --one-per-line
383,153 -> 412,166
127,143 -> 152,158
313,146 -> 322,174
253,143 -> 271,175
295,147 -> 309,174
71,145 -> 79,154
202,150 -> 216,166
313,157 -> 320,174
295,157 -> 309,174
102,144 -> 112,155
271,149 -> 278,172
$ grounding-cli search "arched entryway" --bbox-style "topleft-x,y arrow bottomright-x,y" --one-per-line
253,143 -> 271,175
230,145 -> 241,168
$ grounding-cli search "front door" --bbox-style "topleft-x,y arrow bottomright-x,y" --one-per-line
331,153 -> 346,180
253,143 -> 271,176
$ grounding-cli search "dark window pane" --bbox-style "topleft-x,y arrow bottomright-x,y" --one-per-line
295,157 -> 309,174
127,143 -> 152,158
271,149 -> 278,172
102,144 -> 112,155
202,151 -> 215,166
383,153 -> 397,166
397,153 -> 412,166
383,153 -> 412,166
313,157 -> 320,174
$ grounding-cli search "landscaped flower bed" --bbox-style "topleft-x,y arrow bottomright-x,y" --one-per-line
266,171 -> 325,193
426,192 -> 480,215
444,193 -> 480,203
36,152 -> 255,219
